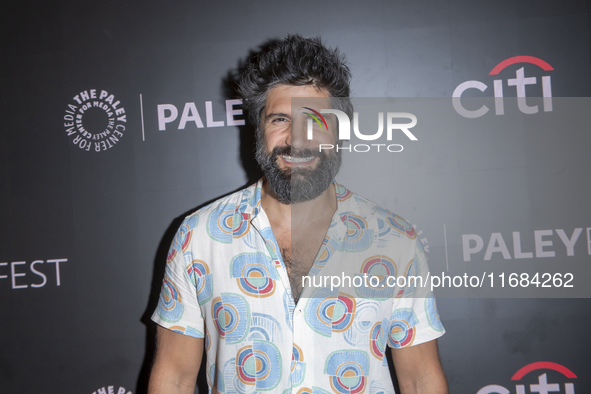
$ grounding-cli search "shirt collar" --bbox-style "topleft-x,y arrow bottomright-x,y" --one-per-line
242,178 -> 365,247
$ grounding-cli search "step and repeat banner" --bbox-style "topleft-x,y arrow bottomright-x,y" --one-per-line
1,0 -> 590,393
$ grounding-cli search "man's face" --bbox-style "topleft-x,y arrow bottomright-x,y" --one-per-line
256,84 -> 341,204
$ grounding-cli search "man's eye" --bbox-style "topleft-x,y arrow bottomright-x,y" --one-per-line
273,117 -> 288,123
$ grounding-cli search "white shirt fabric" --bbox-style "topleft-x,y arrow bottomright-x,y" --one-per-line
152,178 -> 445,394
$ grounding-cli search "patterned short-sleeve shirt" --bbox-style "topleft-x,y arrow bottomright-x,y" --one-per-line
152,179 -> 445,394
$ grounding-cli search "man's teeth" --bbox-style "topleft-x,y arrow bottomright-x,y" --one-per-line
282,155 -> 315,163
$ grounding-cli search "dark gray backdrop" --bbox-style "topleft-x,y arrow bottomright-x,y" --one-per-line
1,0 -> 590,393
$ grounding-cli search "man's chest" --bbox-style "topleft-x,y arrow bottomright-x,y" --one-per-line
274,230 -> 327,301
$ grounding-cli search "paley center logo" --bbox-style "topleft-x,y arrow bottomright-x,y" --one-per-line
64,89 -> 127,152
303,106 -> 418,153
477,361 -> 577,394
91,385 -> 132,394
453,56 -> 554,118
157,99 -> 245,131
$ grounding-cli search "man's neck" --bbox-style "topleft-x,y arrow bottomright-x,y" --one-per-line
261,179 -> 338,302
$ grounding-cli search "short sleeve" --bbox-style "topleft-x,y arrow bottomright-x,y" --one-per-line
387,237 -> 445,348
151,216 -> 205,338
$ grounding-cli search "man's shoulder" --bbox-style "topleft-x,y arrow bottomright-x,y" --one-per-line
336,182 -> 418,240
336,182 -> 400,219
180,181 -> 261,229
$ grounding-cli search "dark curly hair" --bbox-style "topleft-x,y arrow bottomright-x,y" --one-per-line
238,34 -> 353,129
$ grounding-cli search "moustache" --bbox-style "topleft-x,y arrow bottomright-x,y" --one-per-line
270,146 -> 325,160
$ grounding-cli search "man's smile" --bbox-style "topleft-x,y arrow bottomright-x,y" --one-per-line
280,154 -> 317,166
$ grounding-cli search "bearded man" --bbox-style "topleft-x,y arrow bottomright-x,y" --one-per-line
148,34 -> 448,394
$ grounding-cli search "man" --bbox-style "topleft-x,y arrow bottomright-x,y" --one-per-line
149,35 -> 448,394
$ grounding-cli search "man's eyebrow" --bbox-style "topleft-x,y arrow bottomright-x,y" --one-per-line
264,113 -> 291,122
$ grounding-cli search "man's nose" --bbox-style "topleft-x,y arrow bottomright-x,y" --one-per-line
286,120 -> 310,149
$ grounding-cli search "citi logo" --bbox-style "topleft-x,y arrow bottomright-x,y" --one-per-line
453,56 -> 554,118
477,362 -> 577,394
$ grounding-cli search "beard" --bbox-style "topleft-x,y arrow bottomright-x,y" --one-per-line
255,135 -> 342,205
